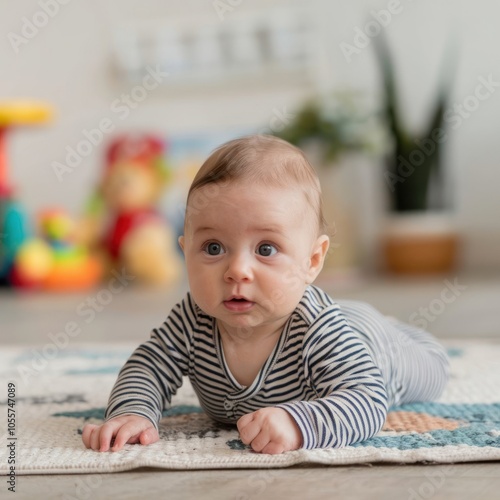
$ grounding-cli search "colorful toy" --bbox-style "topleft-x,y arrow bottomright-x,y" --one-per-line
0,101 -> 53,285
40,209 -> 102,290
11,209 -> 103,290
86,134 -> 182,286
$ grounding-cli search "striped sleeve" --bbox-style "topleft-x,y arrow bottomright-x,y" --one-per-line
104,294 -> 197,428
276,306 -> 388,449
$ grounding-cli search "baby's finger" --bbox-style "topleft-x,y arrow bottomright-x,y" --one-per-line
249,427 -> 271,453
139,427 -> 159,445
261,442 -> 285,455
81,424 -> 97,448
236,412 -> 255,432
238,419 -> 261,445
111,423 -> 138,452
98,423 -> 119,452
90,425 -> 103,451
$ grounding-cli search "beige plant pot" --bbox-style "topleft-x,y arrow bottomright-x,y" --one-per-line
382,212 -> 459,275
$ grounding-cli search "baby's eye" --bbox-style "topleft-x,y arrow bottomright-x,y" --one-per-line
256,243 -> 277,257
204,242 -> 225,255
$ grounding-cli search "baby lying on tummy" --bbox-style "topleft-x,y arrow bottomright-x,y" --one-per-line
82,135 -> 449,454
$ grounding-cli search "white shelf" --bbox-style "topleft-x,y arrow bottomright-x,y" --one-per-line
111,8 -> 319,89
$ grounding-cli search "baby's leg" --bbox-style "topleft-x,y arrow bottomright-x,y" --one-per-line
338,301 -> 450,407
384,316 -> 450,405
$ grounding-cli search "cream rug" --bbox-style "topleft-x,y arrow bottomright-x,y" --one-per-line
1,340 -> 499,474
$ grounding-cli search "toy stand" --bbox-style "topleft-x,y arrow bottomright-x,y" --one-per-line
0,102 -> 53,285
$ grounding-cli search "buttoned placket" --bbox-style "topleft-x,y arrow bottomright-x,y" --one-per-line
214,316 -> 293,421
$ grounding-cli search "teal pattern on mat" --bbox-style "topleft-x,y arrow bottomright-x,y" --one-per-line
53,404 -> 205,420
53,401 -> 500,451
13,349 -> 132,364
64,366 -> 124,375
446,347 -> 464,358
354,402 -> 500,450
226,439 -> 248,450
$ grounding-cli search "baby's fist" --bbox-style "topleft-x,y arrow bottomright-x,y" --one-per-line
237,407 -> 303,454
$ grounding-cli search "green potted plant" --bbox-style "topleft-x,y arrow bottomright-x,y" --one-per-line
373,34 -> 459,275
273,93 -> 378,164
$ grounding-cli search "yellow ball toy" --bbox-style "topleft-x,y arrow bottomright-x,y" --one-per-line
14,239 -> 53,282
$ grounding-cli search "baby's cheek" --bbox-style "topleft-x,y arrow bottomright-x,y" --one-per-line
189,280 -> 217,315
266,274 -> 305,307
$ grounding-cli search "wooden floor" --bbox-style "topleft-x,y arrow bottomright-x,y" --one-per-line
2,272 -> 499,499
14,463 -> 500,500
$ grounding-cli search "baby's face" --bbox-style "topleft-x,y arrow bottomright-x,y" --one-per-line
179,181 -> 329,338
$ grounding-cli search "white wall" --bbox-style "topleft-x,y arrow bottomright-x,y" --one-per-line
319,0 -> 500,272
1,0 -> 499,271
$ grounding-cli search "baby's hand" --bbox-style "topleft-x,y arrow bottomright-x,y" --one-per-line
82,415 -> 159,452
237,407 -> 303,454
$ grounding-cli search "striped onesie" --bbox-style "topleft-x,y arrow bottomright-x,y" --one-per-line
105,285 -> 449,449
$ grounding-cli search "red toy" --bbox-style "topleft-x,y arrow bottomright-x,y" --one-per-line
87,134 -> 181,286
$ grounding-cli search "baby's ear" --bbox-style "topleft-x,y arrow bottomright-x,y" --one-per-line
178,235 -> 185,253
306,235 -> 329,284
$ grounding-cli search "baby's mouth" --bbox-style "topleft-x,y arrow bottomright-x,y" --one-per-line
223,297 -> 255,312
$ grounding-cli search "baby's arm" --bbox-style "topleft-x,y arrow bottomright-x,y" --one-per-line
82,415 -> 159,452
275,307 -> 388,449
237,307 -> 388,453
82,295 -> 196,451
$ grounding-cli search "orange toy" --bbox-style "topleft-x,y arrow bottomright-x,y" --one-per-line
43,256 -> 102,291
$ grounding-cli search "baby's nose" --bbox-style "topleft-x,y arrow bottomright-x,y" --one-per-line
224,253 -> 253,282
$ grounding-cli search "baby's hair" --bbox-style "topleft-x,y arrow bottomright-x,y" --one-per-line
186,134 -> 328,235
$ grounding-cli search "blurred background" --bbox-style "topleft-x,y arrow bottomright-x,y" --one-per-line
1,0 -> 499,343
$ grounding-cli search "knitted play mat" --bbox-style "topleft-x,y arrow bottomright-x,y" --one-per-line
0,340 -> 499,474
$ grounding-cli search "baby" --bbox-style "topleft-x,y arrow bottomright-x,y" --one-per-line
82,135 -> 449,454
